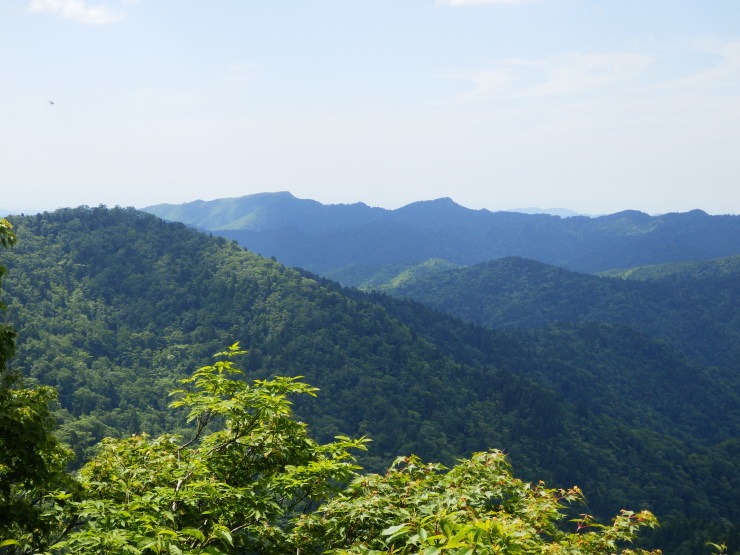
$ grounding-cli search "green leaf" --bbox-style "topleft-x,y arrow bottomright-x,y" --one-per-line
213,528 -> 233,547
180,528 -> 206,542
381,524 -> 409,536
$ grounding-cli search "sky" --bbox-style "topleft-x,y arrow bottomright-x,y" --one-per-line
1,0 -> 739,215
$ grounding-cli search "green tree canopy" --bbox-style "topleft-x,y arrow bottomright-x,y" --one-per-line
295,450 -> 660,554
42,344 -> 368,554
1,343 -> 664,554
0,219 -> 74,551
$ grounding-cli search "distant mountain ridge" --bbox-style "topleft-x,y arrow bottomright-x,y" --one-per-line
145,193 -> 587,230
509,207 -> 584,217
145,192 -> 386,233
598,254 -> 740,281
144,192 -> 740,278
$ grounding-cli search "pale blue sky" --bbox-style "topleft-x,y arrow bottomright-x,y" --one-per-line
1,0 -> 739,214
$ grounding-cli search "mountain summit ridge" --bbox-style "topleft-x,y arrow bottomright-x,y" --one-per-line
143,192 -> 740,277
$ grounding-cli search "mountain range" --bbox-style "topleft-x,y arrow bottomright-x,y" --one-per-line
144,192 -> 740,282
2,203 -> 739,552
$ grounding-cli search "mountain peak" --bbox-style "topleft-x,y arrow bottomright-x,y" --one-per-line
397,197 -> 460,209
389,197 -> 479,227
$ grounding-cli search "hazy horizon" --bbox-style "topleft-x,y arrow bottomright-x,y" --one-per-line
2,190 -> 735,219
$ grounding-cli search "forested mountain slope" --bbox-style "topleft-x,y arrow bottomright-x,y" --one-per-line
599,254 -> 740,281
344,285 -> 738,447
1,206 -> 738,552
144,193 -> 740,277
368,256 -> 740,371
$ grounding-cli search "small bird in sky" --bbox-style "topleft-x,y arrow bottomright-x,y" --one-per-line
49,100 -> 54,105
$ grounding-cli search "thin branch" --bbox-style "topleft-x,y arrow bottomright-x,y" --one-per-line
178,410 -> 215,455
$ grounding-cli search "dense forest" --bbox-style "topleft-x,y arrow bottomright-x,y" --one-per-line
1,206 -> 738,553
361,256 -> 740,369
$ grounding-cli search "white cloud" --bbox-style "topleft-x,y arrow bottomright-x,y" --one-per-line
528,52 -> 654,96
650,41 -> 740,95
444,40 -> 740,108
445,52 -> 654,104
437,0 -> 540,5
29,0 -> 124,24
